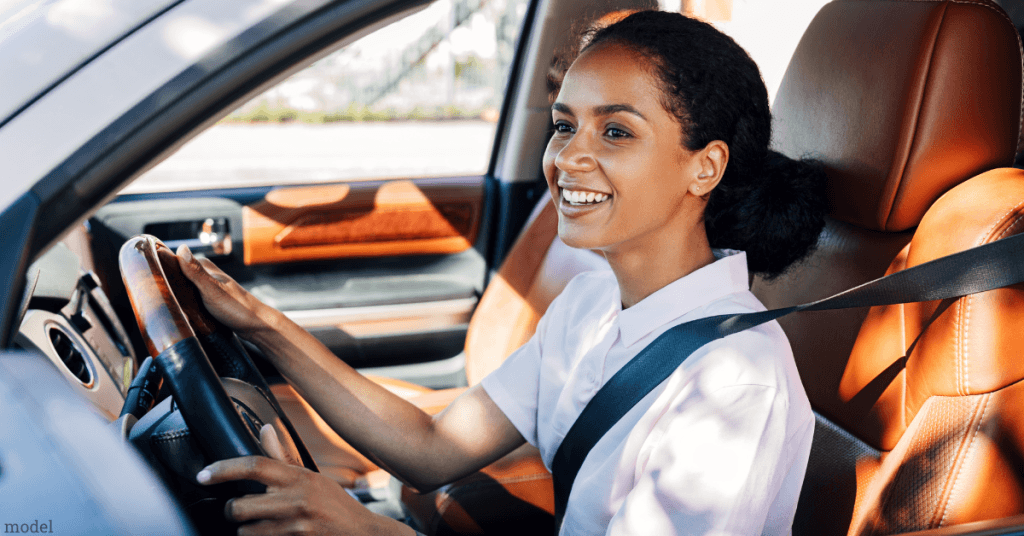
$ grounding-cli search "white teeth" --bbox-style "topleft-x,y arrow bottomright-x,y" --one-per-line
561,188 -> 610,205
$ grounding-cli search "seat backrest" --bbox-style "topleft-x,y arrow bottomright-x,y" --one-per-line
463,199 -> 609,385
752,1 -> 1024,534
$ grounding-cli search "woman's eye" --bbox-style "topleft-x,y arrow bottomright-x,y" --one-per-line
606,127 -> 630,139
553,122 -> 575,134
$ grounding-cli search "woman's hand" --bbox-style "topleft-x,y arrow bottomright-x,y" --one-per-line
197,425 -> 413,536
176,244 -> 279,339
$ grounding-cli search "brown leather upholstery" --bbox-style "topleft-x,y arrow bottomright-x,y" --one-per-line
757,1 -> 1024,535
788,171 -> 1024,536
773,0 -> 1022,232
833,169 -> 1024,535
794,170 -> 1024,532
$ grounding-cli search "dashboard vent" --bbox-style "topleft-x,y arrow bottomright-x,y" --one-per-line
48,328 -> 92,387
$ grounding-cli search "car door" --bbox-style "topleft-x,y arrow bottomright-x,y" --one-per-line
87,0 -> 545,389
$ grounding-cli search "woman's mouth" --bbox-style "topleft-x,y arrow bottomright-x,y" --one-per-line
561,188 -> 611,206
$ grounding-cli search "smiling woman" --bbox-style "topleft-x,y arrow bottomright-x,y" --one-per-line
484,11 -> 829,534
174,9 -> 830,536
5,0 -> 1024,534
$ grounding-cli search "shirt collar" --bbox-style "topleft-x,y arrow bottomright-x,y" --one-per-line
616,249 -> 750,348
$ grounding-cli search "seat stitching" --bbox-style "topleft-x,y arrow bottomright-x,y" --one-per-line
979,199 -> 1024,246
963,296 -> 971,394
938,394 -> 991,527
954,299 -> 963,396
962,205 -> 1024,394
904,242 -> 913,428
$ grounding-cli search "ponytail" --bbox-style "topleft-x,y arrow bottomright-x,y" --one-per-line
705,151 -> 827,279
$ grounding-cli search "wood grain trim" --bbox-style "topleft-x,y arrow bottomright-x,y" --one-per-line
119,235 -> 194,357
154,241 -> 218,337
243,178 -> 483,265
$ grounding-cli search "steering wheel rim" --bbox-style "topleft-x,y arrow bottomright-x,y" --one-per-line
118,234 -> 315,471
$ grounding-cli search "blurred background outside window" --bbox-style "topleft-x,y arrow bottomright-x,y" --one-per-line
127,0 -> 830,194
128,0 -> 529,193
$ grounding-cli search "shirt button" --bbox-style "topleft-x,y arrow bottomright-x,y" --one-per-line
585,369 -> 598,384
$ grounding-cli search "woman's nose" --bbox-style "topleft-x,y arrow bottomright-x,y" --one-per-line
554,131 -> 596,173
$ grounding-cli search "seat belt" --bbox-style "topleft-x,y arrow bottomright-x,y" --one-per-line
550,231 -> 1024,529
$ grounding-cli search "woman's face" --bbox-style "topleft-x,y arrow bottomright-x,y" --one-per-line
543,42 -> 708,254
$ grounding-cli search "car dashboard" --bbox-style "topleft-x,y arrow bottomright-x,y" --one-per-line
12,224 -> 136,421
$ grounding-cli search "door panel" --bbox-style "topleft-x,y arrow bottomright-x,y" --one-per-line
243,177 -> 483,264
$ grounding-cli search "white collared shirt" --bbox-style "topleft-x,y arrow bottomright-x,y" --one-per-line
481,251 -> 814,536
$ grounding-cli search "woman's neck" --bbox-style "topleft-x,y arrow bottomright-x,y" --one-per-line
603,224 -> 716,309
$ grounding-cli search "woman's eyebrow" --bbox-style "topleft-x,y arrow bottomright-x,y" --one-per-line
594,104 -> 646,120
552,102 -> 574,116
551,102 -> 647,121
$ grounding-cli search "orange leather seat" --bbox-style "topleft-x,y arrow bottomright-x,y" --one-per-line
753,1 -> 1024,534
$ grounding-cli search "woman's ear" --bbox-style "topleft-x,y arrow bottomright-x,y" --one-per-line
689,140 -> 729,197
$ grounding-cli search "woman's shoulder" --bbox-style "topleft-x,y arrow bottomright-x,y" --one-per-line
684,290 -> 801,395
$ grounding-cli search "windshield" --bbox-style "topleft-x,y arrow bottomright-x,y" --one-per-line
0,0 -> 182,126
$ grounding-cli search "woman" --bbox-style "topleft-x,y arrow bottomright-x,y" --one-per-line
183,10 -> 826,535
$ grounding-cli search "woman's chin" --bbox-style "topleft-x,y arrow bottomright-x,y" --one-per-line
557,224 -> 606,251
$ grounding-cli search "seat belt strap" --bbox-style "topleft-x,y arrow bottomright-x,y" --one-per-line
550,231 -> 1024,529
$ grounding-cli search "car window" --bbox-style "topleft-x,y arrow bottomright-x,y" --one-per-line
124,0 -> 529,194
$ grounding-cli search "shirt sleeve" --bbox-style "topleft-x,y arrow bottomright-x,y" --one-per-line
606,383 -> 797,536
479,311 -> 550,447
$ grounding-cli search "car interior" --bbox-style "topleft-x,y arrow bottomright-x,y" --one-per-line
9,0 -> 1024,534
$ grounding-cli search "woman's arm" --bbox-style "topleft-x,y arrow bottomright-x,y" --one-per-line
176,245 -> 526,491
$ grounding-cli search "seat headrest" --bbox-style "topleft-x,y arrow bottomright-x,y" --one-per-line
773,0 -> 1023,232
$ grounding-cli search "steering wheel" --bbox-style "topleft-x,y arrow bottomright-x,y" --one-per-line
117,235 -> 317,517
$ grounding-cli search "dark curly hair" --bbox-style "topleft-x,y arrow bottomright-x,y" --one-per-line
553,10 -> 827,279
